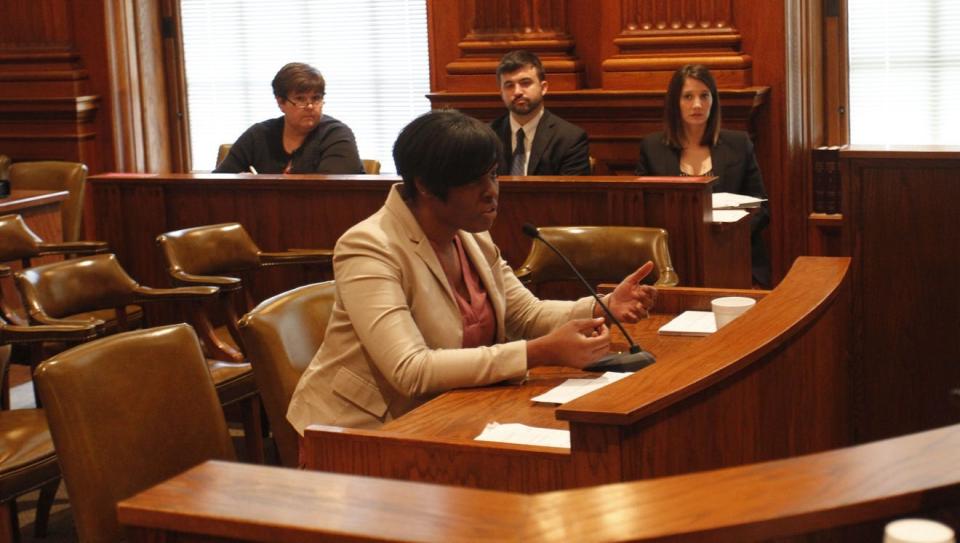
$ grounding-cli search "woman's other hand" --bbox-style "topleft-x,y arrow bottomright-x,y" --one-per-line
527,317 -> 610,369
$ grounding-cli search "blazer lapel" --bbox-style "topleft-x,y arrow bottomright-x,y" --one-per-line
458,233 -> 507,343
709,132 -> 732,178
384,184 -> 458,306
527,110 -> 555,175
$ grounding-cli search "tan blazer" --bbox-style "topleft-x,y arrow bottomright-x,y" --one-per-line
287,184 -> 593,431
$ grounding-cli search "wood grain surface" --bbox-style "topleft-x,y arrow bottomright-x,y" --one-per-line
120,423 -> 960,542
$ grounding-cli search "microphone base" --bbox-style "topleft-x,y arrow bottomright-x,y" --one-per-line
585,350 -> 656,373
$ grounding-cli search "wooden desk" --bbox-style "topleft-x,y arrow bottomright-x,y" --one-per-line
86,173 -> 751,297
304,257 -> 852,492
0,189 -> 67,243
119,424 -> 960,543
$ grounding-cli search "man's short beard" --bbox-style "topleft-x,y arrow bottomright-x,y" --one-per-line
509,97 -> 541,116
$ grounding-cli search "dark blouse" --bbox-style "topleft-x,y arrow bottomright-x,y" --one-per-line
214,115 -> 364,174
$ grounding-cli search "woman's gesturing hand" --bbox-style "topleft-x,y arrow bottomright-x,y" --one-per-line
603,261 -> 658,323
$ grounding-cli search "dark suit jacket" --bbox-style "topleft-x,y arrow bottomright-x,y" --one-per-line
491,109 -> 591,176
636,129 -> 771,285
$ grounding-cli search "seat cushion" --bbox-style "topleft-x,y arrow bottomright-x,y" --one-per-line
0,408 -> 59,500
207,360 -> 257,406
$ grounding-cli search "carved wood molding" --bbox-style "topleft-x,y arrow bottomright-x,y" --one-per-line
0,47 -> 92,96
0,95 -> 100,122
443,0 -> 584,91
602,0 -> 752,89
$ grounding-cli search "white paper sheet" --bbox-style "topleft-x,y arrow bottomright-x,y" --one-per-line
529,371 -> 632,405
658,310 -> 717,336
712,192 -> 766,209
711,209 -> 750,223
474,422 -> 570,449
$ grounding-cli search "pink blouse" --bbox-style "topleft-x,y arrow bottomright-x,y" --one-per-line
452,236 -> 496,348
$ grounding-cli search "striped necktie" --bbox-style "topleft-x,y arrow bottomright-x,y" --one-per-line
510,128 -> 525,176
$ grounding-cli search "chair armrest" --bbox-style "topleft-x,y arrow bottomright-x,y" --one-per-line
132,285 -> 219,302
513,266 -> 532,284
170,270 -> 242,291
0,321 -> 100,343
259,249 -> 333,267
653,266 -> 680,287
36,240 -> 110,256
27,310 -> 105,331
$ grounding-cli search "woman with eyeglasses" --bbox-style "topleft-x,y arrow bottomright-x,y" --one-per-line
214,62 -> 364,174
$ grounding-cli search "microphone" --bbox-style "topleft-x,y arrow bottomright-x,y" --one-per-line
521,223 -> 655,373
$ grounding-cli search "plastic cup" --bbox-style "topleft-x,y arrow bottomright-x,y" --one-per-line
884,519 -> 955,543
711,296 -> 756,329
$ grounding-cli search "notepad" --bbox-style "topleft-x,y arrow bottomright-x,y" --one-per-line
530,372 -> 632,404
712,209 -> 750,223
475,422 -> 570,449
658,310 -> 717,336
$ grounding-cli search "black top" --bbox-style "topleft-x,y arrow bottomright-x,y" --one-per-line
214,115 -> 364,174
636,129 -> 771,286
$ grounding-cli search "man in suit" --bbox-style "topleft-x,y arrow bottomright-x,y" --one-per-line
491,50 -> 591,176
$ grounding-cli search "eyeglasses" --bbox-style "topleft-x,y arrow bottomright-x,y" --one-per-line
285,95 -> 324,109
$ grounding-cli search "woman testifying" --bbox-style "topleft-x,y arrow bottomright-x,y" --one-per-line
636,64 -> 771,286
287,110 -> 657,435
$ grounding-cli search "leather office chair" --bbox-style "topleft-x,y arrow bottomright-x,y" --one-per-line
0,311 -> 97,542
13,254 -> 263,460
35,324 -> 235,543
216,143 -> 232,168
362,159 -> 381,174
0,213 -> 110,326
8,161 -> 89,242
238,281 -> 336,467
514,226 -> 680,297
157,222 -> 332,362
0,155 -> 9,181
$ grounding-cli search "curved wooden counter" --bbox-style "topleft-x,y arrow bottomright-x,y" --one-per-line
120,423 -> 960,542
304,256 -> 852,491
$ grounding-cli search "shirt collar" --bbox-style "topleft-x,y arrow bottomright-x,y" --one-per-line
509,107 -> 545,146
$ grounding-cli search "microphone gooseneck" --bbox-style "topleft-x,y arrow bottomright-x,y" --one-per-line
521,223 -> 655,372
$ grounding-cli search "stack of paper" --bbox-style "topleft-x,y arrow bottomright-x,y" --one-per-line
712,192 -> 766,209
657,310 -> 717,336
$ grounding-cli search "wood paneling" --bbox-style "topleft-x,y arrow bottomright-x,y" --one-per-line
0,1 -> 181,174
602,0 -> 753,89
840,148 -> 960,442
8,2 -> 807,285
426,0 -> 796,284
437,0 -> 585,91
0,1 -> 104,170
86,174 -> 753,303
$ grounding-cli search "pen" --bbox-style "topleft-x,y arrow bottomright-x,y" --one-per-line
248,165 -> 258,174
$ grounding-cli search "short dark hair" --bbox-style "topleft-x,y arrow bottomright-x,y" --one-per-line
664,64 -> 721,148
496,50 -> 546,86
393,110 -> 500,202
272,62 -> 325,99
